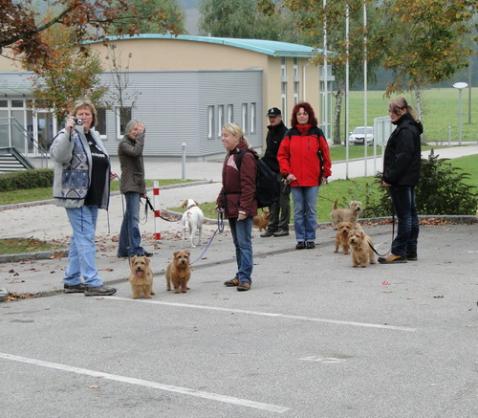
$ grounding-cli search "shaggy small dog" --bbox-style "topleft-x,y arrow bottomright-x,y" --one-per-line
348,228 -> 376,267
335,221 -> 354,254
253,210 -> 270,232
181,199 -> 204,248
166,250 -> 191,293
330,200 -> 363,228
129,256 -> 154,299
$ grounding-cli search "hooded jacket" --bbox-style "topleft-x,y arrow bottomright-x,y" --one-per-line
262,121 -> 288,173
217,142 -> 258,219
50,127 -> 110,209
383,113 -> 423,186
277,124 -> 332,187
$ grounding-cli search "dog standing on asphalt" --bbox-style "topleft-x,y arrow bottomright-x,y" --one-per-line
181,199 -> 204,248
166,250 -> 191,293
348,227 -> 376,267
129,256 -> 154,299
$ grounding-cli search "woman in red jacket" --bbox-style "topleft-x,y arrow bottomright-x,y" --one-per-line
277,102 -> 332,249
217,123 -> 257,291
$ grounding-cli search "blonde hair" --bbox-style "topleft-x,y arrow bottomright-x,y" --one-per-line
72,98 -> 97,127
222,122 -> 250,147
389,97 -> 418,121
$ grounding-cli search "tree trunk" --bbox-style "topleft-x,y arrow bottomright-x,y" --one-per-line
413,86 -> 426,142
333,87 -> 343,145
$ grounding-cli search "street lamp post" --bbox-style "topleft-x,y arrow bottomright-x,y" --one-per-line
453,82 -> 468,145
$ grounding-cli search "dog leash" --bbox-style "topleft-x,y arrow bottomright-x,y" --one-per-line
189,210 -> 225,265
144,195 -> 181,222
368,212 -> 396,257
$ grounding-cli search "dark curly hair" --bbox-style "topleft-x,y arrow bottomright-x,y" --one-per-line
290,102 -> 318,127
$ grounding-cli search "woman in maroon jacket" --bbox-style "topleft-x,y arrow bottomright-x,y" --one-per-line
217,123 -> 257,291
278,102 -> 332,249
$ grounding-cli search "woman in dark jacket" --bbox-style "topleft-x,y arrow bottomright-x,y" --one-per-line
117,120 -> 152,258
277,102 -> 332,250
217,123 -> 257,291
379,97 -> 423,264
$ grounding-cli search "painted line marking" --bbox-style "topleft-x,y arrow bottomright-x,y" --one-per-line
0,352 -> 289,414
106,297 -> 416,332
300,356 -> 347,364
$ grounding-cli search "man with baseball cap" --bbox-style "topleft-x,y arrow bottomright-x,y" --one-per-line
260,107 -> 290,237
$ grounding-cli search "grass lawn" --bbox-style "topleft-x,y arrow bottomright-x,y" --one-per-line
0,179 -> 192,206
342,88 -> 478,142
329,144 -> 433,161
185,154 -> 478,222
0,238 -> 62,255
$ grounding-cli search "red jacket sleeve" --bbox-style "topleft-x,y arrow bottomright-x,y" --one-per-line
319,135 -> 332,178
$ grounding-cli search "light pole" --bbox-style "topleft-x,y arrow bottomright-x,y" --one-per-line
453,82 -> 468,145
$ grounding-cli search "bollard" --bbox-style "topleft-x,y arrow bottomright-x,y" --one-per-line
152,181 -> 161,240
448,123 -> 451,146
181,142 -> 187,180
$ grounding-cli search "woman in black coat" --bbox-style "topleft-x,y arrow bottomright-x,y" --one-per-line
379,97 -> 423,264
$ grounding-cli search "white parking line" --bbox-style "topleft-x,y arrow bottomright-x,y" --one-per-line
106,297 -> 417,332
0,352 -> 289,414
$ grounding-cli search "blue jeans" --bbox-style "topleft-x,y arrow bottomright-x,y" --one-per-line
390,185 -> 419,257
118,192 -> 144,256
291,186 -> 319,242
228,217 -> 253,284
65,205 -> 103,287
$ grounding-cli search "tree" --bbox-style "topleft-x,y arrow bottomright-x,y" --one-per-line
199,0 -> 299,41
110,0 -> 186,34
0,0 -> 181,68
25,20 -> 106,121
260,0 -> 384,144
377,0 -> 478,120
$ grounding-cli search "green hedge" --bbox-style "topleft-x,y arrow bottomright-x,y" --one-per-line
0,169 -> 54,192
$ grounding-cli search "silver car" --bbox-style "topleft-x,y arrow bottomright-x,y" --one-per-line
348,126 -> 374,145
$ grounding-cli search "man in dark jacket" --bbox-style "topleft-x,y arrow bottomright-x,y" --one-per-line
379,97 -> 423,264
260,107 -> 290,237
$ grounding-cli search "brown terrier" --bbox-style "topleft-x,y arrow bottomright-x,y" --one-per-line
348,227 -> 376,267
335,221 -> 354,254
330,200 -> 363,228
253,210 -> 270,232
166,250 -> 191,293
129,256 -> 154,299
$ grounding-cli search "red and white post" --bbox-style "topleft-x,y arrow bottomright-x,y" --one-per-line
152,181 -> 161,241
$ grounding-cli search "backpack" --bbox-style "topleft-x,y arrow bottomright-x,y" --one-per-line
235,150 -> 281,209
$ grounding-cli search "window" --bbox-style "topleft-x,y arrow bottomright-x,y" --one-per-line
280,57 -> 287,82
227,104 -> 233,124
250,103 -> 256,134
217,105 -> 224,137
0,100 -> 8,108
241,103 -> 248,133
11,100 -> 24,108
96,108 -> 107,137
281,95 -> 287,123
116,106 -> 132,138
207,105 -> 214,139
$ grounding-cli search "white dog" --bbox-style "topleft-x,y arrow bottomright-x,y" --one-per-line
180,199 -> 204,247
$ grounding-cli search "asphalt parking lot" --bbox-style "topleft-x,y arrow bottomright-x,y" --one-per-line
1,222 -> 478,418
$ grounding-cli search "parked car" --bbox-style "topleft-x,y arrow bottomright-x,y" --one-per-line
348,126 -> 374,145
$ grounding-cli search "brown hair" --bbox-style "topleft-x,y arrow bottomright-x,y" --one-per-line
291,102 -> 318,127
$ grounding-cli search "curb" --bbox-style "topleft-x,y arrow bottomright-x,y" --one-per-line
0,215 -> 476,265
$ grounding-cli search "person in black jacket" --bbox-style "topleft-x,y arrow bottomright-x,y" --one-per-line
379,97 -> 423,264
260,107 -> 290,237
